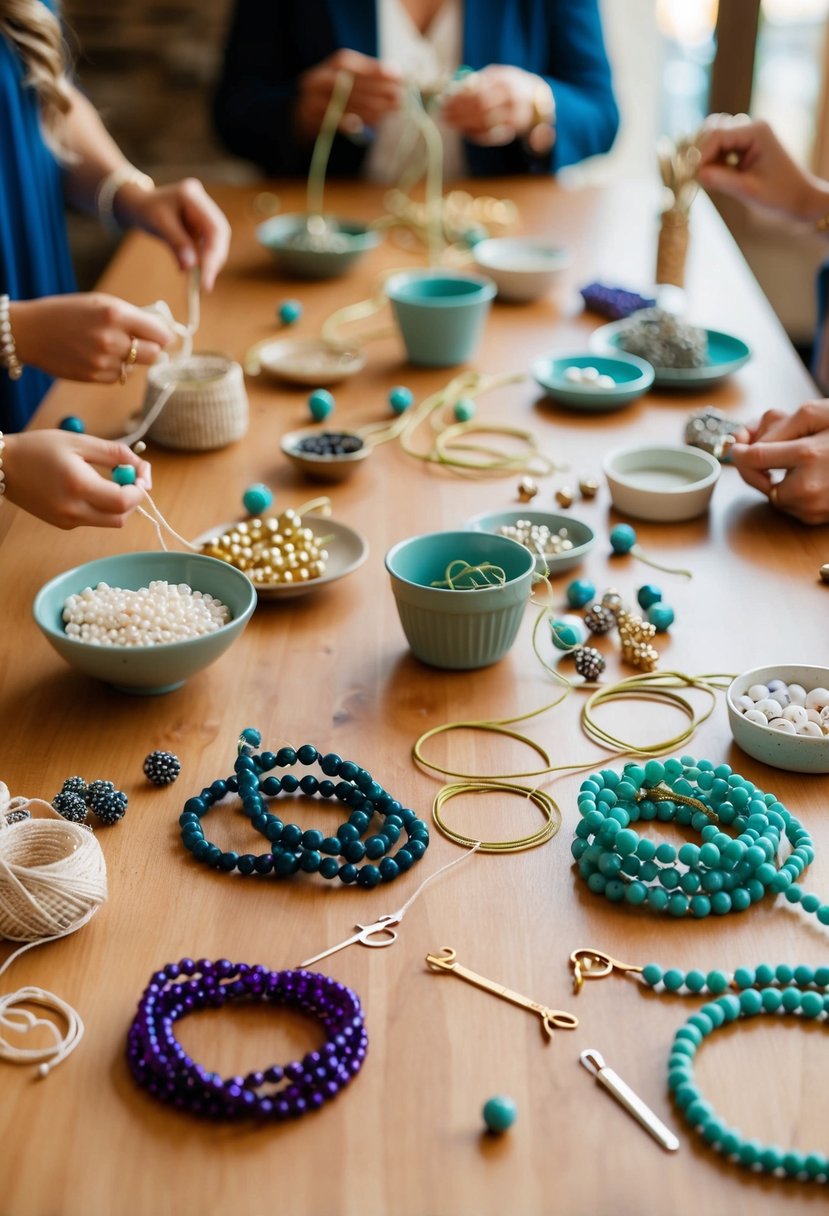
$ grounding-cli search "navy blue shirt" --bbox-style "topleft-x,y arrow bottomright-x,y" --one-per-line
0,1 -> 76,431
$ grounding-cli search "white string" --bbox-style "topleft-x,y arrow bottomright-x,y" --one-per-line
136,490 -> 199,553
387,841 -> 480,921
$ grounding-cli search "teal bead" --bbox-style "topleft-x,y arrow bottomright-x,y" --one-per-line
604,879 -> 626,902
782,1150 -> 805,1177
319,857 -> 339,879
698,843 -> 721,868
804,1153 -> 828,1179
700,1002 -> 725,1028
727,888 -> 748,913
278,298 -> 303,325
702,1119 -> 725,1144
801,892 -> 821,913
706,970 -> 729,994
620,855 -> 641,876
636,837 -> 657,861
482,1095 -> 517,1133
680,871 -> 701,894
738,1139 -> 762,1166
671,1038 -> 695,1057
815,966 -> 829,986
775,964 -> 795,985
794,964 -> 815,987
781,987 -> 801,1012
677,842 -> 700,867
655,842 -> 676,863
754,963 -> 774,986
453,397 -> 476,422
614,828 -> 639,856
816,905 -> 829,925
647,603 -> 674,632
111,464 -> 136,486
733,967 -> 755,990
625,763 -> 646,787
687,1012 -> 714,1036
720,1129 -> 742,1157
59,415 -> 85,432
551,619 -> 584,650
685,1098 -> 713,1127
800,991 -> 823,1018
738,989 -> 763,1016
566,579 -> 595,608
624,881 -> 647,905
689,895 -> 712,919
587,872 -> 607,894
667,892 -> 689,917
673,1083 -> 698,1108
643,759 -> 664,786
388,385 -> 413,414
242,483 -> 274,515
759,1146 -> 784,1173
675,1024 -> 702,1046
647,887 -> 669,911
717,995 -> 742,1021
685,970 -> 706,993
760,988 -> 782,1011
663,968 -> 684,992
308,388 -> 335,420
636,583 -> 662,609
609,523 -> 636,554
642,963 -> 662,986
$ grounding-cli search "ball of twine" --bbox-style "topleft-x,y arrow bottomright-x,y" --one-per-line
141,353 -> 249,451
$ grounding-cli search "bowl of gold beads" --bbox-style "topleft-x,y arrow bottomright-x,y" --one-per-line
465,508 -> 596,576
32,551 -> 257,694
281,428 -> 372,483
256,214 -> 381,280
195,509 -> 368,600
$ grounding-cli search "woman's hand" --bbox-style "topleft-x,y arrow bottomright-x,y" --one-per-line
295,49 -> 404,142
9,294 -> 173,384
696,117 -> 829,223
2,431 -> 151,529
116,179 -> 231,291
730,401 -> 829,525
440,66 -> 546,147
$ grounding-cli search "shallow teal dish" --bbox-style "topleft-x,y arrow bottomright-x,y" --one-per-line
33,551 -> 257,694
590,321 -> 751,388
465,508 -> 596,575
256,213 -> 381,280
385,270 -> 496,367
385,530 -> 534,670
532,352 -> 654,411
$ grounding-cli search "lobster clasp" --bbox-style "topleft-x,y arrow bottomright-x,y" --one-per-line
569,948 -> 642,994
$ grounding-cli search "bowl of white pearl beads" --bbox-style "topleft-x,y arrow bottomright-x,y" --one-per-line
465,508 -> 596,576
532,352 -> 654,411
33,552 -> 257,694
727,665 -> 829,773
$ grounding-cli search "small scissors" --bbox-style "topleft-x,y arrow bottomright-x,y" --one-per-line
300,914 -> 402,968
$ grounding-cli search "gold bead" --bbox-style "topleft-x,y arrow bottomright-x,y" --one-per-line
821,563 -> 829,585
237,521 -> 249,535
579,477 -> 599,499
517,476 -> 538,503
555,487 -> 575,509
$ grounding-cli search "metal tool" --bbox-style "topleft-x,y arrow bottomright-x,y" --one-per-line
569,947 -> 643,993
579,1049 -> 680,1152
300,914 -> 401,968
425,946 -> 578,1040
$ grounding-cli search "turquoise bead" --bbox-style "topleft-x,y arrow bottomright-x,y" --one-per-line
800,991 -> 823,1018
688,1012 -> 714,1036
775,964 -> 795,985
482,1095 -> 517,1133
647,603 -> 674,632
647,888 -> 669,911
609,523 -> 636,554
624,881 -> 647,905
733,967 -> 755,990
111,464 -> 136,486
706,970 -> 729,994
642,963 -> 662,986
667,892 -> 688,917
781,987 -> 801,1012
782,1150 -> 805,1177
801,892 -> 821,913
663,968 -> 684,992
308,388 -> 335,420
804,1153 -> 828,1179
59,415 -> 85,432
453,397 -> 476,422
551,619 -> 584,650
242,483 -> 274,515
720,1129 -> 742,1157
689,895 -> 711,919
759,1146 -> 784,1173
566,579 -> 595,608
794,964 -> 815,987
700,1002 -> 725,1028
717,995 -> 742,1021
636,583 -> 662,609
738,989 -> 763,1015
738,1139 -> 762,1166
388,385 -> 413,414
684,970 -> 706,993
760,988 -> 782,1012
278,298 -> 302,325
614,828 -> 638,856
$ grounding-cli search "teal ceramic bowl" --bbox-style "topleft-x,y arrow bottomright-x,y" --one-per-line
384,530 -> 534,670
33,551 -> 257,694
591,321 -> 751,388
256,214 -> 381,280
465,508 -> 596,576
385,270 -> 496,367
533,352 -> 654,411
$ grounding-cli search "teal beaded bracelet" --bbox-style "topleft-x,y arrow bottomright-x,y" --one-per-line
571,756 -> 822,922
179,736 -> 429,888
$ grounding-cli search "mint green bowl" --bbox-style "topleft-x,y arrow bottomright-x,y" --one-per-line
385,270 -> 496,366
256,214 -> 381,280
384,530 -> 534,670
33,551 -> 257,694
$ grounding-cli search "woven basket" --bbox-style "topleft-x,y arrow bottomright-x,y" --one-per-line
142,352 -> 248,451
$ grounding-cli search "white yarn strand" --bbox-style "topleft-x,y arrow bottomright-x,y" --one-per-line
0,783 -> 107,1076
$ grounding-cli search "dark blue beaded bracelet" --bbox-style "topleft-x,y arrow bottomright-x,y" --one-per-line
179,735 -> 429,886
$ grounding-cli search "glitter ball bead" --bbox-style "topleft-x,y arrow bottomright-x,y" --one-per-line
483,1095 -> 517,1134
388,385 -> 413,414
5,809 -> 30,825
243,483 -> 274,515
143,750 -> 182,786
87,779 -> 128,825
573,646 -> 606,680
278,299 -> 302,325
112,464 -> 136,486
566,579 -> 595,609
584,604 -> 617,635
637,584 -> 663,610
60,775 -> 88,800
59,415 -> 85,433
52,790 -> 89,823
308,388 -> 335,421
453,397 -> 476,422
647,603 -> 675,632
610,524 -> 637,554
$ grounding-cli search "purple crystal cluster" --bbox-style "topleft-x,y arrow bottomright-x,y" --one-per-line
580,282 -> 657,321
126,960 -> 368,1121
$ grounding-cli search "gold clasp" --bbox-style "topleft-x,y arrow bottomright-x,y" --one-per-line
569,948 -> 643,994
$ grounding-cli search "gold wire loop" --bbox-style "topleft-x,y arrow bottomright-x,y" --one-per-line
569,948 -> 644,994
432,780 -> 561,853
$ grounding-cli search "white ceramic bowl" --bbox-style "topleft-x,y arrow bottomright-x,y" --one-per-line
727,664 -> 829,774
472,237 -> 572,302
465,508 -> 596,576
603,444 -> 720,522
280,429 -> 372,483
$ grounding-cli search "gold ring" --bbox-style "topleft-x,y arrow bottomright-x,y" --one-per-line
769,483 -> 779,507
126,337 -> 139,367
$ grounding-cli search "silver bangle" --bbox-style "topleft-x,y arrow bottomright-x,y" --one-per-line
0,431 -> 6,500
0,295 -> 23,381
96,164 -> 155,231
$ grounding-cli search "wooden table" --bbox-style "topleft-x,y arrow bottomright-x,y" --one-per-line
2,179 -> 827,1216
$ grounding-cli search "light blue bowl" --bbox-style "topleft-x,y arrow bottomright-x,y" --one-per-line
257,213 -> 381,280
465,508 -> 596,576
533,352 -> 654,411
385,270 -> 496,367
385,530 -> 534,670
33,551 -> 257,694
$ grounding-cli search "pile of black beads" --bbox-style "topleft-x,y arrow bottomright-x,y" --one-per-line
295,432 -> 364,457
53,775 -> 128,826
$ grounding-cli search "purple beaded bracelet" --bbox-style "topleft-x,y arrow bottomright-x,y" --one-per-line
126,959 -> 368,1121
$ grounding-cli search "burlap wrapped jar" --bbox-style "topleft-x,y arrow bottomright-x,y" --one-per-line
142,352 -> 248,451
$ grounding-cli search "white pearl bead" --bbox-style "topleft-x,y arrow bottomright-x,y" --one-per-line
768,718 -> 796,734
744,709 -> 769,726
735,695 -> 754,713
782,704 -> 808,728
799,722 -> 825,737
807,708 -> 823,725
580,366 -> 600,382
766,678 -> 787,692
805,687 -> 829,712
564,366 -> 582,383
595,374 -> 616,389
753,698 -> 782,720
787,684 -> 807,705
747,684 -> 770,702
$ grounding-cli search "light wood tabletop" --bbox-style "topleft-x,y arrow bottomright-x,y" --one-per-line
2,178 -> 828,1216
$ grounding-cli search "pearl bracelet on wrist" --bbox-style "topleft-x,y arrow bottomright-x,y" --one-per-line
0,295 -> 23,381
0,431 -> 5,500
95,163 -> 155,231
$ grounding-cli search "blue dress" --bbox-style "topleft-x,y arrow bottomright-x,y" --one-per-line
213,0 -> 619,178
0,1 -> 76,432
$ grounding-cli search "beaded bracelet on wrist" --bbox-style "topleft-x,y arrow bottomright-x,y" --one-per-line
571,756 -> 820,921
127,959 -> 367,1121
179,735 -> 430,888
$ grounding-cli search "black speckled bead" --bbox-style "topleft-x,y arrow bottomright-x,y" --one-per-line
143,751 -> 182,787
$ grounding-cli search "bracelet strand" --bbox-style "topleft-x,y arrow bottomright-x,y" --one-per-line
0,296 -> 23,380
95,163 -> 155,231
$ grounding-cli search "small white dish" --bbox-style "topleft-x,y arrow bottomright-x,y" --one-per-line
280,429 -> 372,483
727,665 -> 829,773
194,516 -> 368,601
603,444 -> 720,522
465,508 -> 596,575
472,237 -> 571,301
248,337 -> 366,386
